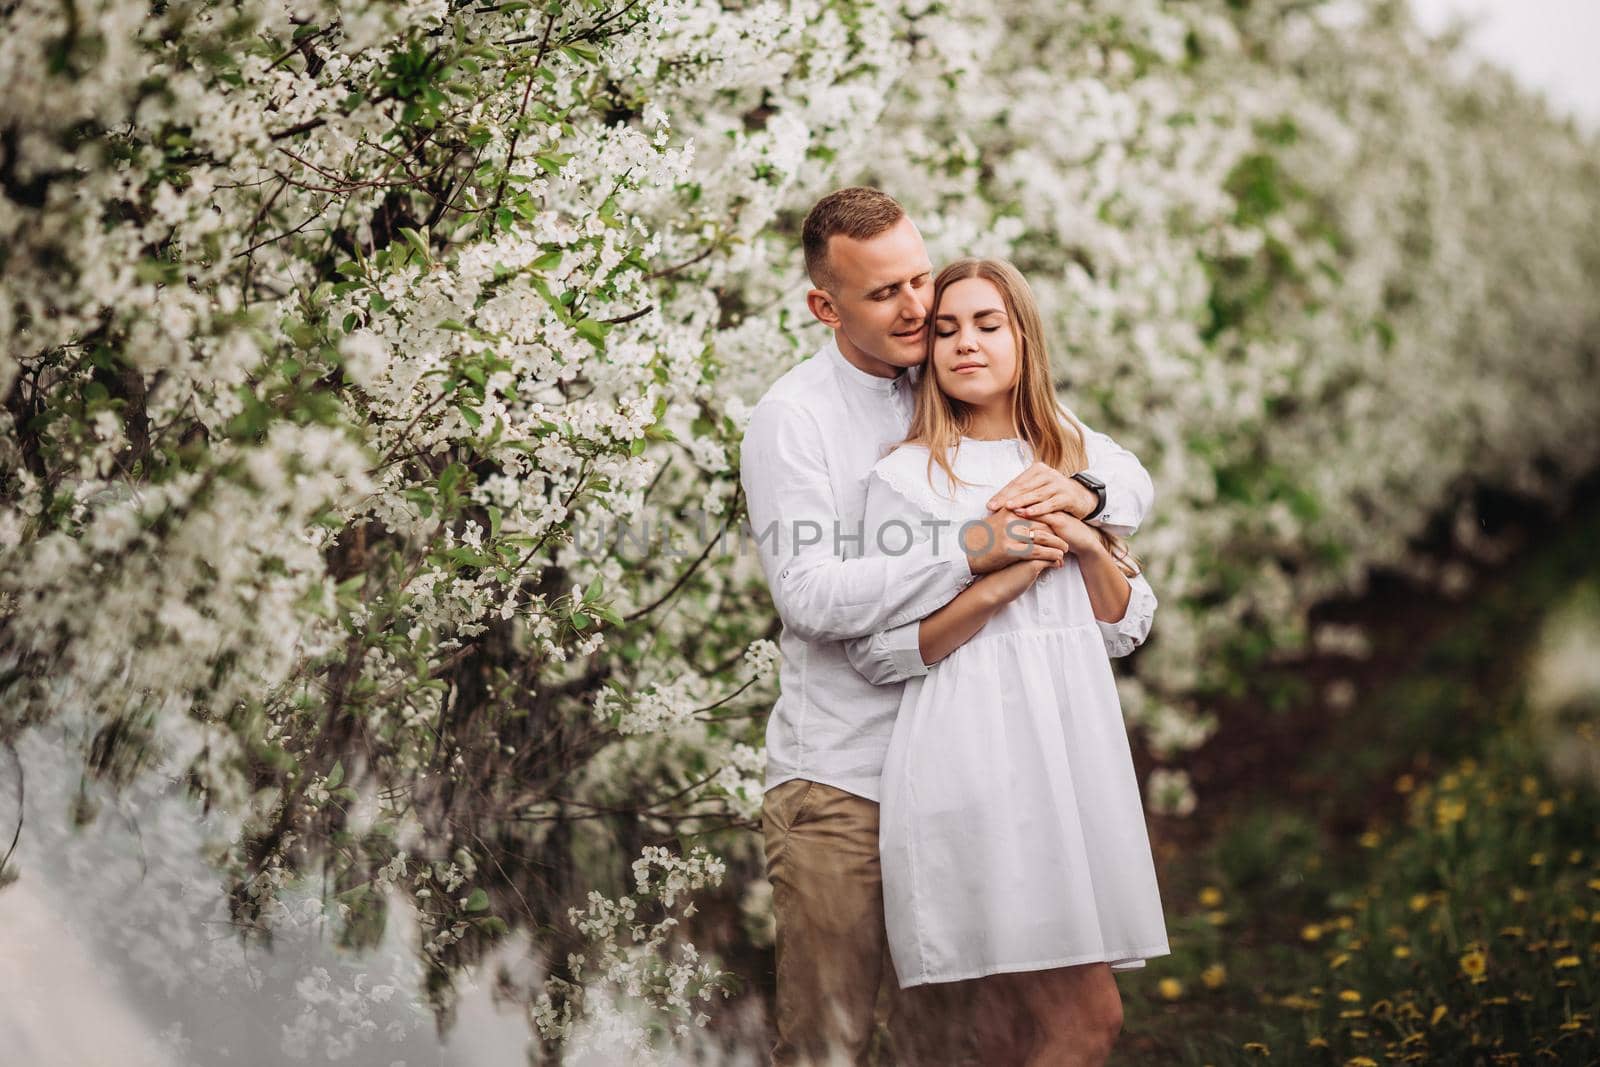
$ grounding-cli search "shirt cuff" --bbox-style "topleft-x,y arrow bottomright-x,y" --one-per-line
877,619 -> 930,679
1082,468 -> 1132,534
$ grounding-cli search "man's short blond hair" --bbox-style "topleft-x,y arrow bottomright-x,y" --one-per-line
802,187 -> 905,291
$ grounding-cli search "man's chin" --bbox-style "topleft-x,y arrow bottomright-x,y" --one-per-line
885,336 -> 926,365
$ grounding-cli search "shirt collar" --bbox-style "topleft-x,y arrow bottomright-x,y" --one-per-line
824,337 -> 909,395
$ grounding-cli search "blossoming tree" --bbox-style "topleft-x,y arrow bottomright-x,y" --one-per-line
1,0 -> 1596,1059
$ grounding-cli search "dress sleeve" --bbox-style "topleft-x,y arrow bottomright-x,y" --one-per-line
1067,409 -> 1156,539
1096,570 -> 1158,659
740,400 -> 974,644
841,462 -> 958,686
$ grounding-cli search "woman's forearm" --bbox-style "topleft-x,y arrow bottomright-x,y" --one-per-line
917,577 -> 1010,666
1075,542 -> 1133,623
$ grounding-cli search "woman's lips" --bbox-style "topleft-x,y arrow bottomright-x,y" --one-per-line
952,362 -> 985,373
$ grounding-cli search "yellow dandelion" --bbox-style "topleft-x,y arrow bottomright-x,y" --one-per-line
1434,797 -> 1467,826
1241,1041 -> 1270,1056
1393,945 -> 1412,959
1347,1054 -> 1378,1064
1158,977 -> 1183,1000
1459,947 -> 1487,977
1339,1009 -> 1365,1019
1408,892 -> 1431,912
1198,885 -> 1223,907
1394,773 -> 1415,794
1499,925 -> 1525,938
1587,878 -> 1600,891
1529,852 -> 1546,867
1568,849 -> 1584,864
1430,1004 -> 1449,1026
1572,907 -> 1590,922
1358,830 -> 1381,848
1334,914 -> 1356,930
1308,1036 -> 1330,1049
1535,799 -> 1555,817
1207,909 -> 1229,926
1554,955 -> 1581,969
1301,923 -> 1324,942
1339,989 -> 1363,1003
1520,775 -> 1539,795
1560,1019 -> 1582,1031
1201,963 -> 1227,989
1510,886 -> 1530,903
1441,772 -> 1460,790
1330,952 -> 1351,969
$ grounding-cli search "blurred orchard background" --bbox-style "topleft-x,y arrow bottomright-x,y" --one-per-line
1,0 -> 1597,1063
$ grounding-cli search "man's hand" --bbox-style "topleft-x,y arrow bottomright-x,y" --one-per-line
987,462 -> 1097,519
960,508 -> 1069,574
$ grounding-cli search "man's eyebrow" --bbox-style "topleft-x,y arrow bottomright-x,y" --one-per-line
864,270 -> 932,296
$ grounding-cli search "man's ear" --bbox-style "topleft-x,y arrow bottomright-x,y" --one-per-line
806,287 -> 842,329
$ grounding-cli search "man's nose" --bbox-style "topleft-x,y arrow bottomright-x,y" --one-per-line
900,288 -> 927,320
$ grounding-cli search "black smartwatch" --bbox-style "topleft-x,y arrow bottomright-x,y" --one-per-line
1071,471 -> 1107,521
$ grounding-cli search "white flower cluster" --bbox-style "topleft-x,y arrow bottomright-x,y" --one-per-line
535,846 -> 728,1058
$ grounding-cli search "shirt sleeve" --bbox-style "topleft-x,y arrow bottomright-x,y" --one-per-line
740,399 -> 975,645
1096,570 -> 1158,659
841,466 -> 948,686
1070,410 -> 1156,538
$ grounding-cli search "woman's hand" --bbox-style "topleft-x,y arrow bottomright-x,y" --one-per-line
977,556 -> 1060,608
1027,509 -> 1104,557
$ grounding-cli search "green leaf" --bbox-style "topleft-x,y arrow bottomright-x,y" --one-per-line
464,887 -> 489,912
327,761 -> 345,789
534,153 -> 571,177
398,226 -> 432,263
458,405 -> 483,430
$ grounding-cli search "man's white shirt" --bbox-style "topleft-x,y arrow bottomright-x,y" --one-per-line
739,338 -> 1154,802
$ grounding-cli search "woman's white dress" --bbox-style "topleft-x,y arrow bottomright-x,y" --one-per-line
848,436 -> 1171,988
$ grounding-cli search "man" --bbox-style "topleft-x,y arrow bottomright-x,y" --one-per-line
739,187 -> 1155,1065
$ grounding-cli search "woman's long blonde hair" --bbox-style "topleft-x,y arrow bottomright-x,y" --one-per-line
901,257 -> 1140,578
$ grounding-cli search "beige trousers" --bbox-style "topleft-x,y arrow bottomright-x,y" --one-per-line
762,779 -> 1000,1067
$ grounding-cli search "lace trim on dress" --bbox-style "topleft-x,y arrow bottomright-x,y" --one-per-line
871,447 -> 971,521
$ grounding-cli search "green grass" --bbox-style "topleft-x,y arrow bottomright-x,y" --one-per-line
1110,492 -> 1600,1065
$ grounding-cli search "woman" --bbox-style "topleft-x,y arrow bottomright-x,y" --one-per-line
844,258 -> 1169,1065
